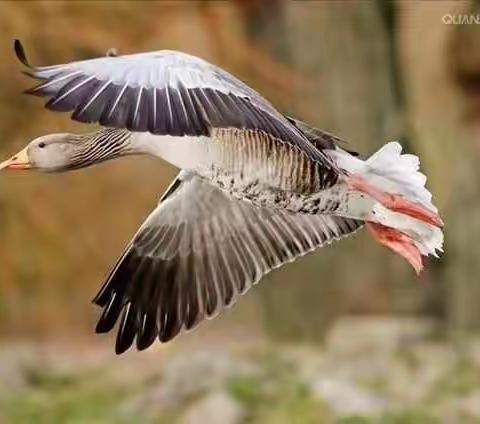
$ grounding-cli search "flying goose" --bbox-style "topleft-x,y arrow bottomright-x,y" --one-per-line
1,40 -> 443,354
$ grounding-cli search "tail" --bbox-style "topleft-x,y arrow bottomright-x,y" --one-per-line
327,142 -> 444,274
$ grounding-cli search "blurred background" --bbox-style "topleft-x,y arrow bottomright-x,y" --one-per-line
0,1 -> 479,422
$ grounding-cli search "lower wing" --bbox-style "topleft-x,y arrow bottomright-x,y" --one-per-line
92,173 -> 363,353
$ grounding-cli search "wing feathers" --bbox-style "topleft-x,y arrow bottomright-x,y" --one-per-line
136,311 -> 158,350
46,75 -> 96,111
93,176 -> 363,353
96,291 -> 123,333
15,40 -> 338,170
116,302 -> 137,354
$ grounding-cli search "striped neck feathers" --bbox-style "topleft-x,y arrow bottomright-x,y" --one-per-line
67,129 -> 133,170
28,129 -> 133,172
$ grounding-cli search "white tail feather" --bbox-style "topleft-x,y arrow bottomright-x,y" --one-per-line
326,142 -> 443,260
365,142 -> 436,213
370,203 -> 443,258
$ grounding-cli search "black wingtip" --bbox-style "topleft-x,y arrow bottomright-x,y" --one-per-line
136,313 -> 158,351
14,39 -> 32,68
115,340 -> 130,355
115,302 -> 137,354
92,284 -> 111,306
95,291 -> 123,334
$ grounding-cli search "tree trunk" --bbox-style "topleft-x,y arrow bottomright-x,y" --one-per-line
397,0 -> 480,335
243,0 -> 407,343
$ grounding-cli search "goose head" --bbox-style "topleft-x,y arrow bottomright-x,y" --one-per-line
0,130 -> 131,172
0,134 -> 80,171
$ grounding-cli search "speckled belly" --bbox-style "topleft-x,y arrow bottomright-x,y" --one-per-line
199,128 -> 343,211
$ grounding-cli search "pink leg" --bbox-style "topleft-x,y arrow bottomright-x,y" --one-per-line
346,176 -> 443,228
367,222 -> 423,274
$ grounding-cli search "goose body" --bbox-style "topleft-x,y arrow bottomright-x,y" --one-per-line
130,127 -> 338,214
1,41 -> 444,353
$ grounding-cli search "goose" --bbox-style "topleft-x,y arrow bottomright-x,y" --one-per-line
1,40 -> 443,354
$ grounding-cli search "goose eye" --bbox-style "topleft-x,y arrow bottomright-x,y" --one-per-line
38,142 -> 46,148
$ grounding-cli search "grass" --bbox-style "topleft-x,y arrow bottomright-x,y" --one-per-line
227,354 -> 331,424
229,374 -> 331,424
1,366 -> 142,424
430,357 -> 480,399
337,411 -> 439,424
2,344 -> 480,423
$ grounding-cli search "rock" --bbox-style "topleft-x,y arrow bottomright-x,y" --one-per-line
119,349 -> 258,418
310,377 -> 389,417
459,391 -> 480,419
433,392 -> 480,422
462,338 -> 480,367
0,345 -> 37,397
154,349 -> 257,406
180,390 -> 245,424
325,316 -> 439,357
386,342 -> 457,405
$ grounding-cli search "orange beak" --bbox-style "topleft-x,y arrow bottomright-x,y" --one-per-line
0,147 -> 32,170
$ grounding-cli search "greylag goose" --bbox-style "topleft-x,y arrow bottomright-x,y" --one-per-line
1,40 -> 443,354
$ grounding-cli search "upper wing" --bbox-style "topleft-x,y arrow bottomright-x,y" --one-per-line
14,40 -> 335,167
92,173 -> 363,354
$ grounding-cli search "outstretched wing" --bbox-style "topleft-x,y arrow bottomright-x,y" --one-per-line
14,40 -> 336,168
92,174 -> 363,354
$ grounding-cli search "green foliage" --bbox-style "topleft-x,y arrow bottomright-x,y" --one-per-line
228,375 -> 330,424
1,368 -> 140,424
430,357 -> 480,399
337,410 -> 440,424
376,410 -> 439,424
2,344 -> 480,423
227,353 -> 331,424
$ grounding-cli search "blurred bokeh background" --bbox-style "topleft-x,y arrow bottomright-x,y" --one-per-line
1,1 -> 480,422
